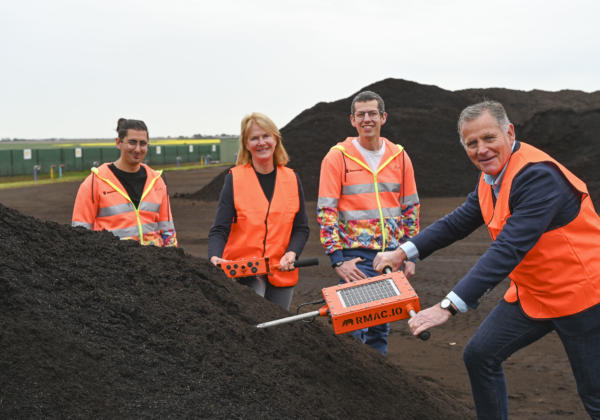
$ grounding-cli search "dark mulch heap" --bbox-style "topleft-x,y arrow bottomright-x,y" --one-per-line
184,78 -> 600,203
0,203 -> 470,419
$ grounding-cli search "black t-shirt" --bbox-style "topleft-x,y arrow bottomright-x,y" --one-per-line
255,168 -> 276,201
108,164 -> 147,208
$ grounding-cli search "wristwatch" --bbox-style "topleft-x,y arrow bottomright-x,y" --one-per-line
333,260 -> 344,268
440,298 -> 458,316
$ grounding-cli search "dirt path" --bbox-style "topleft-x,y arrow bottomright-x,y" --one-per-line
0,167 -> 587,419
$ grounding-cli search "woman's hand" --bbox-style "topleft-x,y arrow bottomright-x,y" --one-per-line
210,256 -> 228,266
278,251 -> 297,271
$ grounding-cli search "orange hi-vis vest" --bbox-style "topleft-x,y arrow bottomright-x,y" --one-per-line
72,163 -> 177,247
223,164 -> 300,287
323,137 -> 419,251
478,142 -> 600,318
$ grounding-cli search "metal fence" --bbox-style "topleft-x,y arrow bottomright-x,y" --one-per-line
0,139 -> 230,177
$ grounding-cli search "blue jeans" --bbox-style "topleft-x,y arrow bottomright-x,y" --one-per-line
338,249 -> 390,356
463,299 -> 600,420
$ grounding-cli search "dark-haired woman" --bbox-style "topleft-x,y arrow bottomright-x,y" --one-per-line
72,118 -> 177,247
208,112 -> 309,310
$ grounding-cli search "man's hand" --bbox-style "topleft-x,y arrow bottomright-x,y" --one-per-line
278,251 -> 297,271
403,260 -> 416,279
335,257 -> 367,283
373,248 -> 407,273
408,304 -> 452,337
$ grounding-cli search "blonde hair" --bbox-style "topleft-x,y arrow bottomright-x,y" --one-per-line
236,112 -> 289,166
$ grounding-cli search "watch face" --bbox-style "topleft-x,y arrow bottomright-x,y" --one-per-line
441,298 -> 457,315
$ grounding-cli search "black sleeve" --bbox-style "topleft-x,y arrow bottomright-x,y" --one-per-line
207,173 -> 236,258
286,172 -> 310,257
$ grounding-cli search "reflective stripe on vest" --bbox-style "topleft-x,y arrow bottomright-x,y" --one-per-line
97,201 -> 161,218
331,143 -> 404,251
223,164 -> 300,287
72,221 -> 93,229
478,142 -> 600,318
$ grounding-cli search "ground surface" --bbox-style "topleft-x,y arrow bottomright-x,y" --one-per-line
0,166 -> 588,419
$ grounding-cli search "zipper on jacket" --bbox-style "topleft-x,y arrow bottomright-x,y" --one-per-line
91,172 -> 95,203
262,199 -> 272,257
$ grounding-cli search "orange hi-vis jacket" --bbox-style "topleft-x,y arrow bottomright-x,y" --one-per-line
478,142 -> 600,318
318,137 -> 419,253
72,163 -> 177,247
223,164 -> 300,287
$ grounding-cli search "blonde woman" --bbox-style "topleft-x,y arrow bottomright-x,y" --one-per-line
208,113 -> 309,310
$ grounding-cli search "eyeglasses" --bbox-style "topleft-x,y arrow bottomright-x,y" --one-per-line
124,139 -> 149,148
353,110 -> 381,121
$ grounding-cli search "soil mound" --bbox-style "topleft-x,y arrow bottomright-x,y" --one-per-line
515,108 -> 600,202
0,203 -> 470,419
174,166 -> 231,201
191,78 -> 600,202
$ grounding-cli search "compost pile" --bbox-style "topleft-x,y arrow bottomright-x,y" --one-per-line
187,78 -> 600,202
0,203 -> 470,419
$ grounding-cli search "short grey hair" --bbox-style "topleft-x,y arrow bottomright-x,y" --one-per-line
351,90 -> 385,115
457,100 -> 511,143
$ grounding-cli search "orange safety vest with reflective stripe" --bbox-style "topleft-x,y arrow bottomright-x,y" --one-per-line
223,164 -> 300,287
72,163 -> 177,247
478,142 -> 600,318
319,137 -> 419,251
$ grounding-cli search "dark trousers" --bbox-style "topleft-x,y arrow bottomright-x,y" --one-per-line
463,299 -> 600,420
237,275 -> 294,311
338,249 -> 390,356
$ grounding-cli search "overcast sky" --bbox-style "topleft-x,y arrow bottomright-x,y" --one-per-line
2,0 -> 599,139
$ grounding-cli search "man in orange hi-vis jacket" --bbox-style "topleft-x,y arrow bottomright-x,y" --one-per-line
72,118 -> 177,247
374,101 -> 600,419
317,90 -> 420,356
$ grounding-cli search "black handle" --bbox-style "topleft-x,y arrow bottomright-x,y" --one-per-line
418,330 -> 431,341
383,267 -> 431,341
293,258 -> 319,268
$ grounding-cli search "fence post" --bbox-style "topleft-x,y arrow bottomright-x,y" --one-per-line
33,165 -> 41,182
